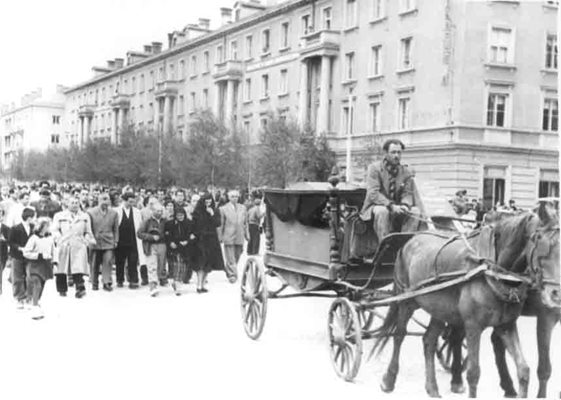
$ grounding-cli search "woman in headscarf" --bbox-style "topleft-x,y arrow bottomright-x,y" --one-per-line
22,217 -> 56,319
192,193 -> 224,293
163,207 -> 192,295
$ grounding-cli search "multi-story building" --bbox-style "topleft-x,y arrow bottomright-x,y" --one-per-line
63,0 -> 558,210
0,86 -> 66,170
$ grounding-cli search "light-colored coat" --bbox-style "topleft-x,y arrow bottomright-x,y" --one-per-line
219,202 -> 248,245
116,205 -> 146,265
51,209 -> 95,275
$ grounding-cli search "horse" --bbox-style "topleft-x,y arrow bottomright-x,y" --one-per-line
453,202 -> 560,398
371,204 -> 557,398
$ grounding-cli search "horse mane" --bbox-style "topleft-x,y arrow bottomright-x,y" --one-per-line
491,212 -> 538,271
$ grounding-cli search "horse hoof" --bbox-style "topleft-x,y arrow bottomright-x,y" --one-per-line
380,381 -> 394,393
451,383 -> 465,394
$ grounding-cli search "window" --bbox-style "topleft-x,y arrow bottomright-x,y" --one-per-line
281,22 -> 290,48
203,89 -> 209,108
369,45 -> 382,76
342,105 -> 355,135
486,93 -> 508,127
545,34 -> 558,69
218,46 -> 227,64
399,37 -> 413,69
262,29 -> 270,54
398,97 -> 410,130
371,0 -> 385,19
244,78 -> 252,101
158,67 -> 164,81
260,117 -> 268,130
191,55 -> 197,75
489,27 -> 513,64
542,98 -> 558,131
168,63 -> 175,80
279,69 -> 288,94
131,77 -> 136,93
179,95 -> 185,114
345,0 -> 358,28
139,74 -> 145,92
323,7 -> 332,29
50,134 -> 60,144
149,71 -> 154,89
243,120 -> 251,134
231,40 -> 238,60
483,166 -> 506,211
190,92 -> 196,112
370,102 -> 381,132
539,170 -> 560,198
201,51 -> 209,73
179,60 -> 186,78
344,52 -> 355,80
301,14 -> 312,35
52,115 -> 60,124
246,35 -> 253,58
399,0 -> 416,13
261,74 -> 270,98
101,87 -> 106,103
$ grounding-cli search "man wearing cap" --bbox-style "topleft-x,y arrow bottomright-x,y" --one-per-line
360,139 -> 421,240
452,189 -> 467,215
31,189 -> 62,219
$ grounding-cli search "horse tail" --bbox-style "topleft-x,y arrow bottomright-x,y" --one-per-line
368,301 -> 400,360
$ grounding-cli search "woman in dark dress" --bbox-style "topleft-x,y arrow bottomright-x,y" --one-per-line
163,207 -> 191,295
192,193 -> 224,293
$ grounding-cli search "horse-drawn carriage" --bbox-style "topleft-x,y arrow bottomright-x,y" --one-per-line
240,172 -> 559,397
239,174 -> 479,380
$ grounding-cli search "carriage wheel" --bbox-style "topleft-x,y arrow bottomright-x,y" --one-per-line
240,256 -> 268,340
328,298 -> 363,381
436,330 -> 468,372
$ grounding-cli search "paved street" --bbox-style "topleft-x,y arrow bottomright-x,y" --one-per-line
1,256 -> 559,400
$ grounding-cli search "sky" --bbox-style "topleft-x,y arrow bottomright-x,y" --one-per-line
0,0 -> 231,105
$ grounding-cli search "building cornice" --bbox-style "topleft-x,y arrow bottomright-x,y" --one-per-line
65,0 -> 313,94
1,101 -> 65,117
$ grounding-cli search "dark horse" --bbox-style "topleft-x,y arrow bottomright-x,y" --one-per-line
371,204 -> 558,398
455,203 -> 560,398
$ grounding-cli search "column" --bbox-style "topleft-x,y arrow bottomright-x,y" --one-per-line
119,108 -> 127,144
213,82 -> 222,120
79,117 -> 84,147
84,116 -> 91,143
112,109 -> 118,144
298,60 -> 309,128
317,56 -> 331,135
163,96 -> 171,135
154,98 -> 160,132
225,79 -> 235,124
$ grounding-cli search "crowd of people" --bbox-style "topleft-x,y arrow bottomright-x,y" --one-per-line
0,181 -> 265,320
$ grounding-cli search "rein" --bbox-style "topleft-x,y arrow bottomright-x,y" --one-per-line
526,224 -> 560,288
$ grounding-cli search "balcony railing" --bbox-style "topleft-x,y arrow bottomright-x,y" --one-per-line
213,60 -> 244,81
111,93 -> 131,108
154,80 -> 180,97
299,29 -> 341,59
78,104 -> 96,116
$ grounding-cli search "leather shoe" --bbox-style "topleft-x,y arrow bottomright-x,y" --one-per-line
92,283 -> 99,291
129,283 -> 139,289
103,284 -> 113,292
75,289 -> 86,299
116,282 -> 124,288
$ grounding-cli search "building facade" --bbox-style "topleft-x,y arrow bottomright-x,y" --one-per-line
0,86 -> 66,170
63,0 -> 559,210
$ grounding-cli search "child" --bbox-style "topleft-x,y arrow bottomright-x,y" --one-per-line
246,191 -> 264,256
22,217 -> 56,320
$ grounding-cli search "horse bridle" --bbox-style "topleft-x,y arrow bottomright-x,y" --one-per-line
526,224 -> 560,288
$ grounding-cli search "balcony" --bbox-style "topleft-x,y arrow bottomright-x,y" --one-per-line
300,29 -> 341,59
110,93 -> 131,109
154,80 -> 180,98
213,60 -> 244,81
78,104 -> 96,117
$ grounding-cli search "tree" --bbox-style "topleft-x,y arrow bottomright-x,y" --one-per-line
186,110 -> 247,189
255,113 -> 336,188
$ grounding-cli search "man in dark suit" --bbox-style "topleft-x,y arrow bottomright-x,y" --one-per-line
360,139 -> 420,239
8,207 -> 35,308
31,189 -> 62,219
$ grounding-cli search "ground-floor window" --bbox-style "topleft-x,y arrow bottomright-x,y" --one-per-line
483,166 -> 506,210
539,169 -> 560,198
